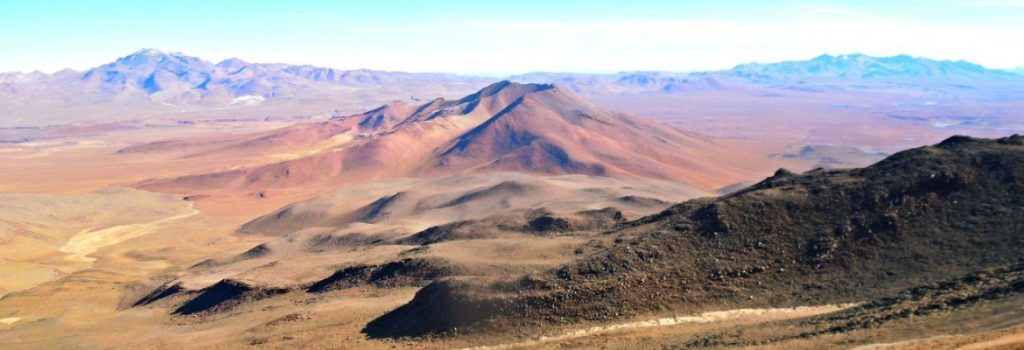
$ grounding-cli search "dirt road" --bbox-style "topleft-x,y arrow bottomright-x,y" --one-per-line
460,304 -> 855,350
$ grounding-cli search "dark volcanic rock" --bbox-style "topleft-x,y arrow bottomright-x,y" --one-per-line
133,282 -> 186,307
397,207 -> 622,245
616,195 -> 670,207
398,208 -> 625,245
364,135 -> 1024,338
363,279 -> 502,338
174,279 -> 288,315
397,219 -> 512,245
307,258 -> 456,293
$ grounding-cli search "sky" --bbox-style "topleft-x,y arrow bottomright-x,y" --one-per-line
1,0 -> 1023,75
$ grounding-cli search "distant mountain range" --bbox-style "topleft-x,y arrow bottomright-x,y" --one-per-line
511,54 -> 1022,94
730,53 -> 1020,80
7,48 -> 493,103
1,49 -> 1021,127
508,71 -> 741,95
505,53 -> 1024,97
3,50 -> 1018,101
0,49 -> 492,127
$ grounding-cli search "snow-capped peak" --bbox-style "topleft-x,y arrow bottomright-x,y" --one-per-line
132,48 -> 180,57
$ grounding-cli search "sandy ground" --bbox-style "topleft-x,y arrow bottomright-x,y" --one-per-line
958,331 -> 1024,350
0,122 -> 267,192
60,207 -> 200,263
846,324 -> 1024,350
0,188 -> 200,294
850,336 -> 960,350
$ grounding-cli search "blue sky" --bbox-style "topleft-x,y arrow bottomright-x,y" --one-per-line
1,0 -> 1022,74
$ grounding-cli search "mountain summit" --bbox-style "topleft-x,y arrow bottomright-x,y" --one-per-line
113,48 -> 192,65
83,49 -> 216,99
422,82 -> 751,186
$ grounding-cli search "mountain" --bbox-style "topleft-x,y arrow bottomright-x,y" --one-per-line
78,49 -> 226,104
4,50 -> 1018,108
363,134 -> 1024,337
5,50 -> 1021,129
509,54 -> 1023,95
730,53 -> 1020,80
422,82 -> 754,188
73,49 -> 488,103
136,81 -> 771,209
0,49 -> 491,127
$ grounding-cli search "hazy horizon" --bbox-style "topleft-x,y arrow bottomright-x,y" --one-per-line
9,48 -> 1019,78
3,0 -> 1023,75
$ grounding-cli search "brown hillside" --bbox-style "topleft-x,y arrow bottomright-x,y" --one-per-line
364,135 -> 1024,338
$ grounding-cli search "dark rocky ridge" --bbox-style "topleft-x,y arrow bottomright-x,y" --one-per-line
173,279 -> 289,315
364,135 -> 1024,338
397,207 -> 626,245
307,258 -> 457,293
132,282 -> 187,307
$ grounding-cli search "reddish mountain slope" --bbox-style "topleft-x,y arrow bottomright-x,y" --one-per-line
138,81 -> 771,203
422,84 -> 761,189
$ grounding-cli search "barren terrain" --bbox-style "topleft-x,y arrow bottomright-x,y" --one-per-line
2,53 -> 1023,349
